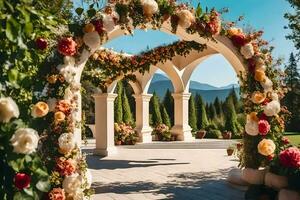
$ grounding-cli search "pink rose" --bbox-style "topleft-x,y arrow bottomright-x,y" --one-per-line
258,120 -> 270,135
58,37 -> 77,56
48,188 -> 66,200
279,147 -> 300,168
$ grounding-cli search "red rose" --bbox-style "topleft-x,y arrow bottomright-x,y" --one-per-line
36,37 -> 48,50
262,98 -> 270,106
92,20 -> 104,34
14,173 -> 31,190
279,147 -> 300,168
57,37 -> 77,56
231,34 -> 247,47
258,120 -> 270,136
282,137 -> 290,145
267,154 -> 274,161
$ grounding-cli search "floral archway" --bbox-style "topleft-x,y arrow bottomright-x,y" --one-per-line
1,0 -> 295,199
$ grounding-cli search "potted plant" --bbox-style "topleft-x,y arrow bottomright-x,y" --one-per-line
153,124 -> 171,141
227,145 -> 235,156
114,122 -> 138,145
196,129 -> 206,139
222,130 -> 232,139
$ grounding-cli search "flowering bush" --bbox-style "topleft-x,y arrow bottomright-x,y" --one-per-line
153,124 -> 171,141
114,122 -> 138,145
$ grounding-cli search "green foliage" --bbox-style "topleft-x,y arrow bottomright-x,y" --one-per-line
214,97 -> 224,117
189,95 -> 198,132
224,96 -> 241,137
283,53 -> 300,131
122,90 -> 134,125
115,82 -> 124,123
196,95 -> 209,130
208,103 -> 217,120
284,0 -> 300,51
150,92 -> 162,126
206,129 -> 222,139
163,89 -> 174,125
161,104 -> 171,128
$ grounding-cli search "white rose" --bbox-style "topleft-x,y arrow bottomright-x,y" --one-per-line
103,14 -> 117,32
261,77 -> 273,92
47,98 -> 57,112
245,120 -> 259,136
64,87 -> 74,101
264,100 -> 281,116
240,43 -> 255,59
58,133 -> 76,154
177,10 -> 195,29
271,93 -> 279,101
10,128 -> 39,154
62,173 -> 82,195
255,57 -> 265,69
83,31 -> 101,50
63,56 -> 75,65
0,97 -> 19,123
141,0 -> 158,17
57,64 -> 77,84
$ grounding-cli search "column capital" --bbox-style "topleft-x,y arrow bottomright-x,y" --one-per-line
172,92 -> 191,100
133,94 -> 153,101
92,93 -> 118,101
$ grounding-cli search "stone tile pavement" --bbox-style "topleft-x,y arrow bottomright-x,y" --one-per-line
83,143 -> 245,200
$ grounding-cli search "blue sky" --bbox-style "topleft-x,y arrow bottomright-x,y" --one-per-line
85,0 -> 295,87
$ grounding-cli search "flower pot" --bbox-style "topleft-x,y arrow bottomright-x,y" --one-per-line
222,131 -> 232,139
265,172 -> 288,190
115,140 -> 122,145
196,130 -> 206,139
241,168 -> 267,185
171,135 -> 176,141
227,148 -> 234,156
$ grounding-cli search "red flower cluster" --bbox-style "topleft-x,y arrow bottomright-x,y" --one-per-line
57,37 -> 77,56
231,34 -> 248,47
56,100 -> 71,115
92,19 -> 104,34
281,137 -> 290,145
205,11 -> 221,35
14,173 -> 31,190
56,157 -> 76,176
48,188 -> 66,200
279,147 -> 300,168
247,58 -> 256,73
258,119 -> 270,135
36,37 -> 48,50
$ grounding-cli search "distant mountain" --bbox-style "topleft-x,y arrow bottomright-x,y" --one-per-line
148,74 -> 240,103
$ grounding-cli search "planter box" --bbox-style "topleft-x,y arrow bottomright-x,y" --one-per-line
265,172 -> 288,190
241,168 -> 267,185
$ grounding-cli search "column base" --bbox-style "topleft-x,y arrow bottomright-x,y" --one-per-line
136,126 -> 153,143
93,147 -> 117,157
171,125 -> 195,142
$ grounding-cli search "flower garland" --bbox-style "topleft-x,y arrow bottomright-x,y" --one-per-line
16,0 -> 294,199
83,40 -> 207,91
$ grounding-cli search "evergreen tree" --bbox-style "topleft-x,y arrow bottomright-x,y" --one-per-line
197,95 -> 209,130
114,81 -> 123,123
214,97 -> 222,116
150,92 -> 163,126
123,80 -> 136,119
229,86 -> 239,111
209,103 -> 217,120
163,89 -> 174,125
284,53 -> 300,131
122,90 -> 134,124
224,96 -> 240,136
205,103 -> 210,119
189,94 -> 198,131
161,104 -> 171,128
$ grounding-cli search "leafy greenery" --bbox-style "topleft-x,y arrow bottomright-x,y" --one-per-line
150,92 -> 163,126
188,95 -> 198,132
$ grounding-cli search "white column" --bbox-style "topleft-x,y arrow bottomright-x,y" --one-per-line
171,93 -> 194,141
133,94 -> 153,143
93,93 -> 118,156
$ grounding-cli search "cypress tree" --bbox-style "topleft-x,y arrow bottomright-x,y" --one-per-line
224,96 -> 240,136
229,86 -> 239,112
209,103 -> 217,120
214,97 -> 221,115
122,90 -> 134,124
151,92 -> 162,126
161,104 -> 171,128
284,53 -> 300,131
189,94 -> 198,131
114,81 -> 123,123
163,89 -> 174,125
197,95 -> 209,130
205,103 -> 210,119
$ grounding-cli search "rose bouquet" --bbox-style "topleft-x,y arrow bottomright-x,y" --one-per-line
153,123 -> 171,141
114,122 -> 138,145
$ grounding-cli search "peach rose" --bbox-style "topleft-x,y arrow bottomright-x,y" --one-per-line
83,23 -> 95,33
31,102 -> 49,118
251,92 -> 266,104
254,69 -> 266,82
54,111 -> 66,123
248,112 -> 259,122
48,188 -> 66,200
227,27 -> 243,37
258,139 -> 276,156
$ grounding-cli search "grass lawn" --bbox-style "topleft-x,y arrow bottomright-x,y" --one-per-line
284,132 -> 300,146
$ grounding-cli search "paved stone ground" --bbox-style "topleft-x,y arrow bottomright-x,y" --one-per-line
83,140 -> 245,200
